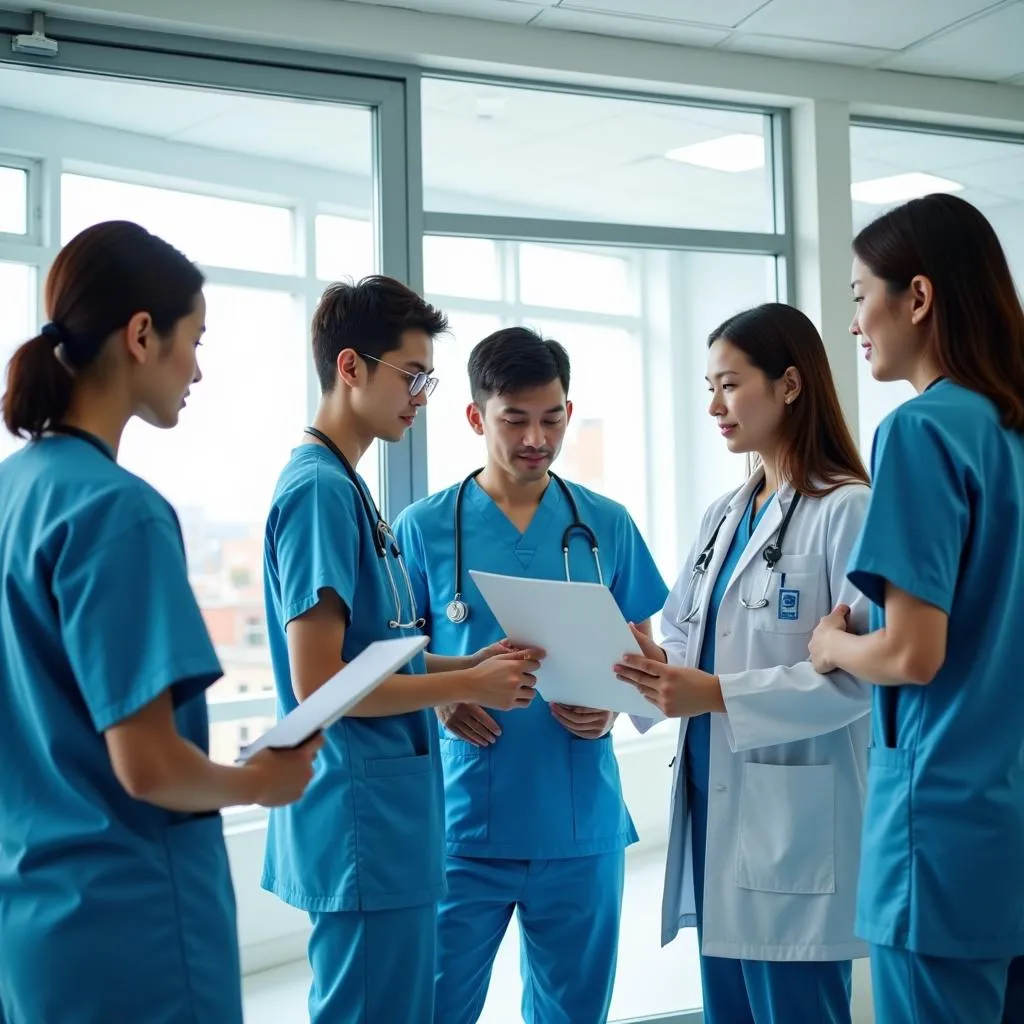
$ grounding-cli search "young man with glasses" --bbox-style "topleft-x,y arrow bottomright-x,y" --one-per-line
260,278 -> 543,1024
394,326 -> 669,1024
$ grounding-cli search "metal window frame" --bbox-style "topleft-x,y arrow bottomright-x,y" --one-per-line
0,151 -> 42,245
850,114 -> 1024,145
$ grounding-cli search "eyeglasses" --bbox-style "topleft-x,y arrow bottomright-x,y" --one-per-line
359,352 -> 439,398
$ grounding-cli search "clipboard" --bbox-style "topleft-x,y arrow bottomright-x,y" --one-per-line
235,635 -> 429,763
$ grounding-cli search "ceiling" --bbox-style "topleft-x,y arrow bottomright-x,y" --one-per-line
340,0 -> 1024,85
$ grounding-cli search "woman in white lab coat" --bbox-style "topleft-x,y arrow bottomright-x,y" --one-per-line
615,303 -> 871,1024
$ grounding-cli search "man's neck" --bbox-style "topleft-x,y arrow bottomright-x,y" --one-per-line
475,464 -> 550,510
308,400 -> 371,468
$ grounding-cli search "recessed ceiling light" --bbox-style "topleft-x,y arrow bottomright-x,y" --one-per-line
664,133 -> 764,173
851,172 -> 963,205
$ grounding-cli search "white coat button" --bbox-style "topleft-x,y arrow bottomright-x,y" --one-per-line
721,630 -> 730,638
715,784 -> 727,792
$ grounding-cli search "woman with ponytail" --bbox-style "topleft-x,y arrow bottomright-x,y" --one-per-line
0,221 -> 321,1024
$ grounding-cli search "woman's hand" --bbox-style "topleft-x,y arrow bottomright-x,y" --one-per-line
613,657 -> 722,718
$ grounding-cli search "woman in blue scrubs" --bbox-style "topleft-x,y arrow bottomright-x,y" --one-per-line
810,194 -> 1024,1024
616,303 -> 872,1024
0,221 -> 321,1024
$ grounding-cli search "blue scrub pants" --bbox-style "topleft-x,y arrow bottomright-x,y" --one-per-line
870,946 -> 1024,1024
687,714 -> 853,1024
307,905 -> 436,1024
434,851 -> 625,1024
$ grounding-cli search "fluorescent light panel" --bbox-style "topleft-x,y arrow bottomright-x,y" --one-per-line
664,133 -> 765,173
851,172 -> 964,205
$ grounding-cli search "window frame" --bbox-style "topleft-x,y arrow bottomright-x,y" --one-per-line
0,153 -> 41,245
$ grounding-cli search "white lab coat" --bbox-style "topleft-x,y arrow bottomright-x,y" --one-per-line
642,471 -> 871,961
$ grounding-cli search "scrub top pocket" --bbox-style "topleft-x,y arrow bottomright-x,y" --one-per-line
356,752 -> 445,901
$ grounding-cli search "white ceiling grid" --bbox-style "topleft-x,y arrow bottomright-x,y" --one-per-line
343,0 -> 1024,84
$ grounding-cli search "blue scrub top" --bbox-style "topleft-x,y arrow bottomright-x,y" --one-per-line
0,434 -> 236,1022
261,444 -> 444,913
686,489 -> 773,792
847,379 -> 1024,958
393,475 -> 668,860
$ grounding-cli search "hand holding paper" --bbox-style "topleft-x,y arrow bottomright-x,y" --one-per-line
468,570 -> 665,721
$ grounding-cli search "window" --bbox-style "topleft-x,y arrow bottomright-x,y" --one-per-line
850,123 -> 1024,453
238,725 -> 250,744
0,262 -> 35,463
0,165 -> 28,235
315,213 -> 375,282
423,78 -> 776,232
61,173 -> 297,275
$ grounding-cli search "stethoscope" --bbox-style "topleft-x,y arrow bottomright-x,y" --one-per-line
678,488 -> 802,624
304,427 -> 424,631
446,469 -> 603,624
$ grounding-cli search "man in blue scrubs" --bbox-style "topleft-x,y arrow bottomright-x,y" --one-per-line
261,281 -> 541,1024
394,327 -> 668,1023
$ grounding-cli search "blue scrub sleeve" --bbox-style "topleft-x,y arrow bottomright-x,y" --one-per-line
392,511 -> 432,633
610,510 -> 670,624
275,464 -> 361,626
848,412 -> 967,615
53,516 -> 222,732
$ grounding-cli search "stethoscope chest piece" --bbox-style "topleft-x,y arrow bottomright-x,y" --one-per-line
446,597 -> 470,624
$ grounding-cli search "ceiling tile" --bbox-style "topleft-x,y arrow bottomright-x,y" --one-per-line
556,0 -> 768,29
738,0 -> 1003,50
350,0 -> 547,23
532,7 -> 731,45
879,3 -> 1024,81
719,33 -> 894,65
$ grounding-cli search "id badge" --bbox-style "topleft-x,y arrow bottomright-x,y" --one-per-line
778,588 -> 800,621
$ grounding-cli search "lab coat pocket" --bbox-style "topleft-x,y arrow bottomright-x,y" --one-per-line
571,736 -> 629,841
753,554 -> 824,636
736,762 -> 836,894
359,753 -> 445,897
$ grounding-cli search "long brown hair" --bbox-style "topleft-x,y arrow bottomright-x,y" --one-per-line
853,193 -> 1024,432
709,303 -> 869,496
1,220 -> 203,439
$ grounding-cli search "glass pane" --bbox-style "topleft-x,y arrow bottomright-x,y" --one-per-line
423,78 -> 774,232
0,166 -> 27,234
315,213 -> 375,282
849,125 -> 1024,453
117,285 -> 307,763
0,262 -> 35,463
61,174 -> 296,275
424,236 -> 501,299
519,243 -> 637,315
426,308 -> 504,494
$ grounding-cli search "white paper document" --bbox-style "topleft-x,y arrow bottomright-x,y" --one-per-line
236,635 -> 429,763
469,570 -> 664,722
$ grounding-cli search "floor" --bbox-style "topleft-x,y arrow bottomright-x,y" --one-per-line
242,846 -> 704,1023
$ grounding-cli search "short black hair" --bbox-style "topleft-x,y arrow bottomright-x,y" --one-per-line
311,276 -> 448,394
467,327 -> 571,406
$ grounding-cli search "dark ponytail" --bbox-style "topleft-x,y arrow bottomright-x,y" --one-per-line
1,220 -> 204,439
